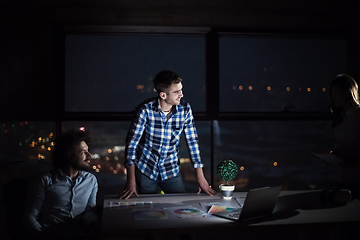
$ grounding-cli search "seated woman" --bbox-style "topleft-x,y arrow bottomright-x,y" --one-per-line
329,74 -> 360,199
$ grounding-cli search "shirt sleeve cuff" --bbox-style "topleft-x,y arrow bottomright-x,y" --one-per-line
125,160 -> 135,167
193,163 -> 204,168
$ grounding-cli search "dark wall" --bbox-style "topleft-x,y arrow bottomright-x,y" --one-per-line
1,0 -> 360,120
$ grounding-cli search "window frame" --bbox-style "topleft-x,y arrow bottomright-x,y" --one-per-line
58,25 -> 349,187
60,26 -> 348,121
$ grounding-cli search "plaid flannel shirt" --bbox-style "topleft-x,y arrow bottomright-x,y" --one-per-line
125,97 -> 203,181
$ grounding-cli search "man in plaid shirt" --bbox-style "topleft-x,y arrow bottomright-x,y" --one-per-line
119,70 -> 216,199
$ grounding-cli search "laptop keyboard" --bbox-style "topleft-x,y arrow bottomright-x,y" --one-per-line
227,212 -> 240,220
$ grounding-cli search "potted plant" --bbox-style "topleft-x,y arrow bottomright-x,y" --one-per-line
217,160 -> 238,199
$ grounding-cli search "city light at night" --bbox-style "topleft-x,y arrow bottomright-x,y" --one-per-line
229,85 -> 327,93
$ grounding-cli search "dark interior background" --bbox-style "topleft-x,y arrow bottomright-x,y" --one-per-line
1,1 -> 360,120
1,2 -> 360,230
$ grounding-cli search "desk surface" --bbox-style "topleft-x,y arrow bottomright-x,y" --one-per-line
101,190 -> 360,237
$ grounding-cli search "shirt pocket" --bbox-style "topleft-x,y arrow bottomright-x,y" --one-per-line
171,127 -> 182,143
46,184 -> 71,206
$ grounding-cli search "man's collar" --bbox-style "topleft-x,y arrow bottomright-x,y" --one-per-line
155,98 -> 161,112
156,98 -> 178,113
58,168 -> 84,179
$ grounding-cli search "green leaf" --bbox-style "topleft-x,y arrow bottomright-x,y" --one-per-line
217,160 -> 238,183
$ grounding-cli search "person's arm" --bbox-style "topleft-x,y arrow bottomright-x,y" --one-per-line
183,105 -> 216,196
183,106 -> 203,168
22,175 -> 46,233
83,177 -> 100,237
118,165 -> 138,199
87,176 -> 98,208
196,167 -> 217,196
119,107 -> 147,199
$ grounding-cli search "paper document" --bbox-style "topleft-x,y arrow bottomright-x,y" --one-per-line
164,205 -> 206,218
199,201 -> 235,213
132,209 -> 168,220
207,205 -> 240,214
109,201 -> 152,208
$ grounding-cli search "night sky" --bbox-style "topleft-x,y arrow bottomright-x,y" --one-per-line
66,35 -> 346,113
65,35 -> 205,112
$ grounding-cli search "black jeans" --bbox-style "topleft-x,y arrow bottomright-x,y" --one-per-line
135,167 -> 186,194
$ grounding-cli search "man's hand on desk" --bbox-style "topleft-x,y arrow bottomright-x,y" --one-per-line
118,179 -> 138,199
197,182 -> 217,196
196,168 -> 217,196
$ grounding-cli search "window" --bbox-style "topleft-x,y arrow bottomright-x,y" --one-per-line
61,27 -> 348,192
0,121 -> 56,177
219,37 -> 346,112
65,35 -> 206,112
213,120 -> 337,191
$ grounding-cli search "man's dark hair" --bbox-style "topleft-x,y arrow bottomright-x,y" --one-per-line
153,70 -> 182,93
52,130 -> 91,169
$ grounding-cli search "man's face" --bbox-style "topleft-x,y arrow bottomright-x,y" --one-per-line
163,82 -> 183,106
71,141 -> 92,171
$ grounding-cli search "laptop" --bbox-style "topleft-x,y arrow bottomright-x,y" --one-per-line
212,185 -> 282,221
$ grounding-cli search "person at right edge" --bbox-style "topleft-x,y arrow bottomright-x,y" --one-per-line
329,74 -> 360,200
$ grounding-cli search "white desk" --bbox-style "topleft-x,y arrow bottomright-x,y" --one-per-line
101,191 -> 360,238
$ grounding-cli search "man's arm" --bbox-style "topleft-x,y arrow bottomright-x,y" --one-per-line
183,105 -> 216,196
125,102 -> 149,167
83,178 -> 100,236
118,165 -> 138,199
87,175 -> 98,207
119,106 -> 147,199
196,167 -> 217,196
183,106 -> 203,169
22,176 -> 46,232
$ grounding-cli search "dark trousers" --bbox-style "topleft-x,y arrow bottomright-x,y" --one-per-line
135,167 -> 186,194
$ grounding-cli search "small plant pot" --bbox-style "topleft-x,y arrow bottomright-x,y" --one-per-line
219,184 -> 235,200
